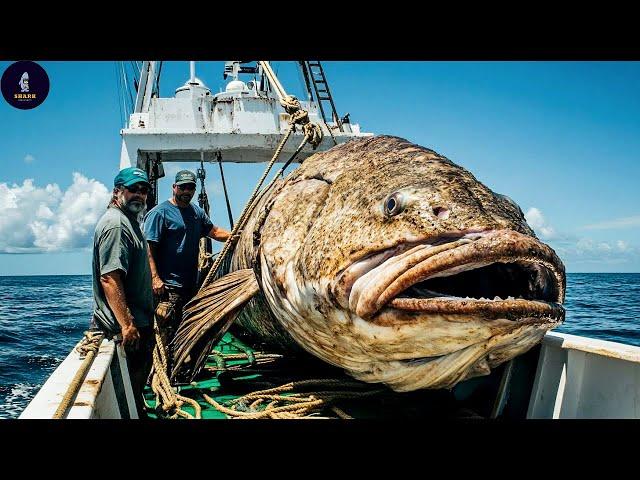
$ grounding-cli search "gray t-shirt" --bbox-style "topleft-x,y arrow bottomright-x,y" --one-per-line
92,205 -> 153,335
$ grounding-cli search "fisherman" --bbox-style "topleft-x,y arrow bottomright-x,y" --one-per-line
91,167 -> 155,419
143,170 -> 231,344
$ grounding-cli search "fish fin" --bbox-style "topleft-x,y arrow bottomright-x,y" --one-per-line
169,268 -> 260,384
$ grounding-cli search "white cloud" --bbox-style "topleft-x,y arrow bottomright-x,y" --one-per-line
581,215 -> 640,230
617,240 -> 628,252
24,154 -> 35,164
522,208 -> 639,269
525,207 -> 556,240
0,173 -> 111,253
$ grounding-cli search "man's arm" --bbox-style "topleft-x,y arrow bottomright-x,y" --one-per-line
142,209 -> 165,296
208,225 -> 231,242
100,270 -> 139,349
147,241 -> 165,296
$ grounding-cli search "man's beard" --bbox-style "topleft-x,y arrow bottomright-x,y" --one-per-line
117,191 -> 147,219
177,193 -> 193,204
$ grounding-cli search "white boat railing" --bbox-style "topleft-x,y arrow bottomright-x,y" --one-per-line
19,338 -> 138,419
527,331 -> 640,419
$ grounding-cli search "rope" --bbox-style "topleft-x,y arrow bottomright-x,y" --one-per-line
194,61 -> 323,293
149,320 -> 201,419
200,378 -> 385,419
280,95 -> 323,149
198,239 -> 214,273
197,124 -> 294,291
197,154 -> 214,275
75,331 -> 103,357
331,406 -> 353,419
53,331 -> 104,419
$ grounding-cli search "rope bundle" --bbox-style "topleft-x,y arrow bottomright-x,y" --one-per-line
149,321 -> 202,419
75,330 -> 103,357
201,378 -> 386,419
280,95 -> 323,148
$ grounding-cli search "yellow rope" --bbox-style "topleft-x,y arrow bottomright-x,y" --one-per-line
202,393 -> 324,419
331,406 -> 353,419
201,378 -> 385,419
149,320 -> 201,419
197,92 -> 323,293
197,124 -> 295,292
53,331 -> 104,419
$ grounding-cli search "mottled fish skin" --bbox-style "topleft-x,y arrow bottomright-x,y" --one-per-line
228,135 -> 566,391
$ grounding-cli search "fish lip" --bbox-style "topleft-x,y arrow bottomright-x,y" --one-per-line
386,298 -> 565,323
340,229 -> 566,322
332,229 -> 492,306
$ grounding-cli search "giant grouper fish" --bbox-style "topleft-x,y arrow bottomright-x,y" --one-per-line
169,135 -> 566,391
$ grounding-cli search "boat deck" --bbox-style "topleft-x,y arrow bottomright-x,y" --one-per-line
142,332 -> 494,419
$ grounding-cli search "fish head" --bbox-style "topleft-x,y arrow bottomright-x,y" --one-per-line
263,136 -> 565,391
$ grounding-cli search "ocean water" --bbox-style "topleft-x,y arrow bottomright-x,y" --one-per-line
1,273 -> 639,419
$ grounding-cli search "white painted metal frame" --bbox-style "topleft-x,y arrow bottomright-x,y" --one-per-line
528,331 -> 640,418
119,61 -> 373,169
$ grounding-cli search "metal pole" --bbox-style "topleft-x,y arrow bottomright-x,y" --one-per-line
491,360 -> 514,418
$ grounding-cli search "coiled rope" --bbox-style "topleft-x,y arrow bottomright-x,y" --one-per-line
201,378 -> 385,419
52,331 -> 104,419
149,320 -> 202,419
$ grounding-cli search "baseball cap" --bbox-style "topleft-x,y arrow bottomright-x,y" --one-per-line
175,170 -> 197,186
114,167 -> 151,188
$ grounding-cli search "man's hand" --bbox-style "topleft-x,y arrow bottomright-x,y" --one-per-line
152,275 -> 165,297
100,270 -> 141,350
121,323 -> 140,350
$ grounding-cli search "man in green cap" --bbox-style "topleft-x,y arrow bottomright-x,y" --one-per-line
92,166 -> 155,418
144,170 -> 231,346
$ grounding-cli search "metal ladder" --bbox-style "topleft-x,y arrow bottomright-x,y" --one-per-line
304,61 -> 343,132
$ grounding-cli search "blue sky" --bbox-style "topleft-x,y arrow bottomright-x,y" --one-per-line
0,61 -> 639,274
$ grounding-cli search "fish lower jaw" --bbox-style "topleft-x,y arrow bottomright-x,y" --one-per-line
388,296 -> 565,323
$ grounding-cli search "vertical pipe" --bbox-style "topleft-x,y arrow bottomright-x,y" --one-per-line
190,61 -> 196,83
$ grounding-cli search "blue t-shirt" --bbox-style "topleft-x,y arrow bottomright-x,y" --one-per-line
143,200 -> 214,290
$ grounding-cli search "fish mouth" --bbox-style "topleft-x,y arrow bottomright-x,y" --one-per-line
335,229 -> 566,323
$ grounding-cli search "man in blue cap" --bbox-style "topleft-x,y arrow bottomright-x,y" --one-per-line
143,170 -> 231,345
91,167 -> 155,418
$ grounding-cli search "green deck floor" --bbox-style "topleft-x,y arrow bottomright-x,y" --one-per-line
142,332 -> 488,419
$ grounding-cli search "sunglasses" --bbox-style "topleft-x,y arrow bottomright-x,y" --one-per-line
126,184 -> 150,194
176,183 -> 196,191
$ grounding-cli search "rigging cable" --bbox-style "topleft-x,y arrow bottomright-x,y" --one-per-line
216,152 -> 235,229
115,62 -> 124,129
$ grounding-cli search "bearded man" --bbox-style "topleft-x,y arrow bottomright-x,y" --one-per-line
91,167 -> 154,418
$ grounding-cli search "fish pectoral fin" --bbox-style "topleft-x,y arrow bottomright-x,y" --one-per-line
169,268 -> 260,384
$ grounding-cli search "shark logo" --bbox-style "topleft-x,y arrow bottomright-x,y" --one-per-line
19,72 -> 29,93
1,61 -> 49,110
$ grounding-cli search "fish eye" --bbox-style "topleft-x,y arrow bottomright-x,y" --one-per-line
384,192 -> 405,217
